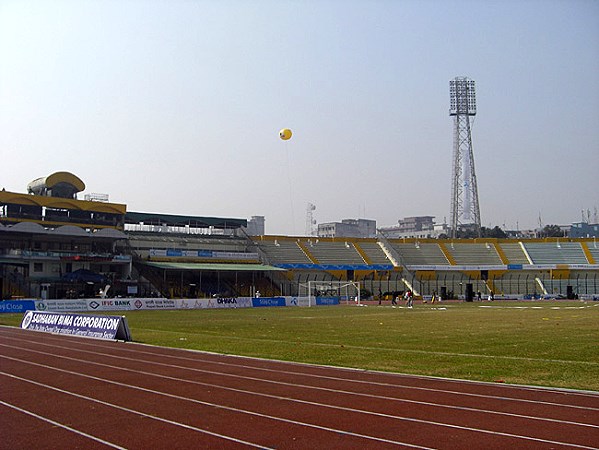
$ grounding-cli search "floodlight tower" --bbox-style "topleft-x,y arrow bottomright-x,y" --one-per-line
305,203 -> 317,236
449,77 -> 481,238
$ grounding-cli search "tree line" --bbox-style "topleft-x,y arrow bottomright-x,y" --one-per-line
438,224 -> 566,239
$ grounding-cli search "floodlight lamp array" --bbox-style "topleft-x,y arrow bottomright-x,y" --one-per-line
449,77 -> 476,116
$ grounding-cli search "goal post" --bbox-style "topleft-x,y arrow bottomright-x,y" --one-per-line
298,280 -> 361,307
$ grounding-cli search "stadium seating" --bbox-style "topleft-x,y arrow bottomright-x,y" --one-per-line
127,231 -> 253,259
390,242 -> 450,265
257,238 -> 599,298
584,243 -> 599,264
523,242 -> 588,264
253,238 -> 312,264
498,242 -> 530,264
354,240 -> 393,264
443,242 -> 503,265
299,239 -> 365,265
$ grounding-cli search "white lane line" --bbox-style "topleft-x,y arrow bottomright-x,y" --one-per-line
128,326 -> 599,366
3,339 -> 596,430
2,353 -> 597,450
479,304 -> 599,311
3,334 -> 598,414
4,326 -> 597,397
0,399 -> 126,450
0,357 -> 433,449
13,326 -> 596,397
0,372 -> 273,450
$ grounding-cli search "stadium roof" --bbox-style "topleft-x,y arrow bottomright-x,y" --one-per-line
0,190 -> 126,214
0,222 -> 127,239
125,211 -> 247,229
141,262 -> 284,271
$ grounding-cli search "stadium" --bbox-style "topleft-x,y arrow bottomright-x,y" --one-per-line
2,174 -> 598,448
2,2 -> 599,447
1,171 -> 598,304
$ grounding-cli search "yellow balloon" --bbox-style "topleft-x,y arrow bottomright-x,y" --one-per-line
279,128 -> 292,140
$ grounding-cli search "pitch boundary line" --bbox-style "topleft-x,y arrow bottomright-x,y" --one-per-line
133,326 -> 599,366
3,325 -> 597,396
5,332 -> 597,411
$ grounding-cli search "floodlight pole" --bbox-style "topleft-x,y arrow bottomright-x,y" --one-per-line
449,77 -> 481,238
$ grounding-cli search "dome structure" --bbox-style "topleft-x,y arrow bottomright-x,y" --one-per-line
27,172 -> 85,198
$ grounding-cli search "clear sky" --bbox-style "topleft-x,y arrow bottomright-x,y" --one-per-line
1,0 -> 598,235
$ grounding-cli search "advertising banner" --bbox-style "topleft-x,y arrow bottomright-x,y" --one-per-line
20,310 -> 132,341
35,299 -> 88,312
132,298 -> 178,310
18,295 -> 337,314
210,297 -> 253,308
0,300 -> 36,314
86,299 -> 135,311
315,297 -> 340,306
251,297 -> 286,307
150,249 -> 258,260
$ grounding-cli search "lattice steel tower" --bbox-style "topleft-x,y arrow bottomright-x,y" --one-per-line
449,77 -> 481,238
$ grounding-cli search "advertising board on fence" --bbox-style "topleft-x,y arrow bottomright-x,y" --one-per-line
0,300 -> 36,314
36,299 -> 88,312
206,297 -> 253,309
315,297 -> 340,306
132,298 -> 178,310
87,299 -> 134,311
252,297 -> 286,307
20,310 -> 132,341
150,249 -> 258,260
28,295 -> 332,313
174,297 -> 252,309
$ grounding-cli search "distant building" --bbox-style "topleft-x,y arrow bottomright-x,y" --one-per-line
559,225 -> 571,238
244,215 -> 265,236
517,229 -> 538,239
570,222 -> 599,238
317,218 -> 376,238
504,229 -> 523,239
379,216 -> 442,239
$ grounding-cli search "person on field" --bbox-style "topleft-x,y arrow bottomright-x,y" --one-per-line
404,290 -> 413,308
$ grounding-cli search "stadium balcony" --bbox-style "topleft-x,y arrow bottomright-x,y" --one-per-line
125,231 -> 255,261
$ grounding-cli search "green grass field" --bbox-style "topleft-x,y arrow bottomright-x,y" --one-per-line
2,300 -> 598,391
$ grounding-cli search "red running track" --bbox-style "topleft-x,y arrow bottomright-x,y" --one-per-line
1,325 -> 598,449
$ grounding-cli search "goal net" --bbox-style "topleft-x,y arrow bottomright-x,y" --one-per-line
298,280 -> 361,307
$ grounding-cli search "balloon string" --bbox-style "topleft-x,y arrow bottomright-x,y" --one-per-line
286,143 -> 295,235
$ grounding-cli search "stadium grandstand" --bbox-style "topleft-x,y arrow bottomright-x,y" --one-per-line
1,172 -> 598,301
